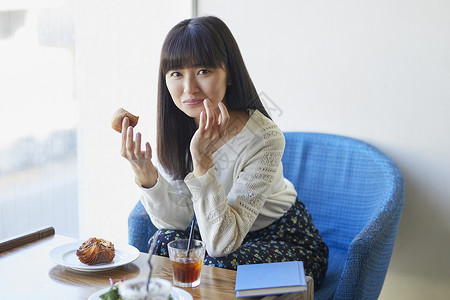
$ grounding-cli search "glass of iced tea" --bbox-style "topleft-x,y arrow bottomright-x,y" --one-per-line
167,239 -> 206,288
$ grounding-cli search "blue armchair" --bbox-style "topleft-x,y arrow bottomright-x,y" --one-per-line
128,132 -> 405,299
281,132 -> 404,299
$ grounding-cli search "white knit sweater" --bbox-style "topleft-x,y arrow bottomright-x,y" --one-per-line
138,110 -> 297,257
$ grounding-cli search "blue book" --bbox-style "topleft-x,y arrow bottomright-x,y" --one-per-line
235,261 -> 307,297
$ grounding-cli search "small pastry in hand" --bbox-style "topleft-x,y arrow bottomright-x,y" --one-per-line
76,237 -> 115,265
111,108 -> 139,133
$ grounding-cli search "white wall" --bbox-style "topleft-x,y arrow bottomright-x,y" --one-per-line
198,0 -> 450,298
75,0 -> 190,244
76,0 -> 450,298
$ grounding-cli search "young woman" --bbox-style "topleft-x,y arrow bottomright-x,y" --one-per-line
121,16 -> 328,288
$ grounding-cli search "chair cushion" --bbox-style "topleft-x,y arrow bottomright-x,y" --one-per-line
314,247 -> 347,300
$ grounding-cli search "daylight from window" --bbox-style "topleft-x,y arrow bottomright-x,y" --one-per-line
0,2 -> 78,239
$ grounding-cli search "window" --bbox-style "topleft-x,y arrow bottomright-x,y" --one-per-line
1,0 -> 190,244
0,1 -> 78,239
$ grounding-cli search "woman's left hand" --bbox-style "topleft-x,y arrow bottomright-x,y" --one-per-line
190,99 -> 229,177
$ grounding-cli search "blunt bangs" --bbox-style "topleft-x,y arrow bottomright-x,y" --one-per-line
161,21 -> 227,74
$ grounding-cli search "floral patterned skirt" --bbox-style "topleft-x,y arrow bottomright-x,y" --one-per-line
149,198 -> 328,289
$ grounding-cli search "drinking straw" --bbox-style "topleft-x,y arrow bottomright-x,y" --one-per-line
146,230 -> 161,293
186,219 -> 196,258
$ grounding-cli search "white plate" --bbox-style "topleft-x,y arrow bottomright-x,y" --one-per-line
49,242 -> 140,272
88,286 -> 193,300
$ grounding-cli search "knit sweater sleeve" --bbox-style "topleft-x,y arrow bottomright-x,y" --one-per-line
184,123 -> 285,257
138,168 -> 194,231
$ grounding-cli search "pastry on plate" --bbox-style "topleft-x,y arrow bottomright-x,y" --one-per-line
76,237 -> 115,265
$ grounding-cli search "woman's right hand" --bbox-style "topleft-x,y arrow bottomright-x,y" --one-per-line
120,117 -> 158,188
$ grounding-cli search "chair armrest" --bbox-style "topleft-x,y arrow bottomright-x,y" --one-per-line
336,172 -> 404,299
128,201 -> 158,252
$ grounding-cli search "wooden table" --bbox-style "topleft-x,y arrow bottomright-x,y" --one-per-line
0,234 -> 313,299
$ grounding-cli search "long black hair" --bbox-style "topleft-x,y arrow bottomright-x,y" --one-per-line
157,16 -> 269,179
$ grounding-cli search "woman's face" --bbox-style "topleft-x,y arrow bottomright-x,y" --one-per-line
165,66 -> 228,122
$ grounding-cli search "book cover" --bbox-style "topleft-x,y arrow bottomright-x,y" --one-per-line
235,261 -> 307,297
